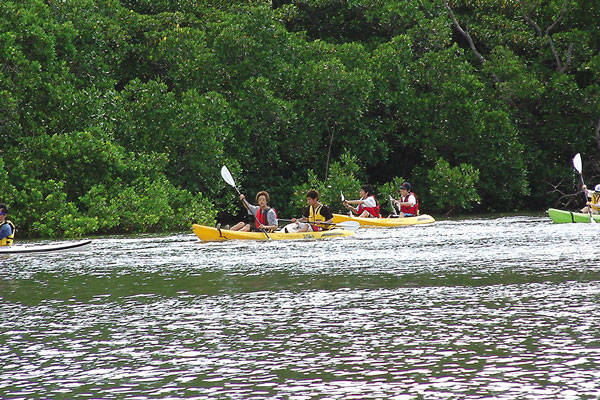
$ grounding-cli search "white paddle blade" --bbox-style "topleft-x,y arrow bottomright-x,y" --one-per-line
220,165 -> 236,188
572,153 -> 582,174
338,220 -> 360,232
340,191 -> 345,202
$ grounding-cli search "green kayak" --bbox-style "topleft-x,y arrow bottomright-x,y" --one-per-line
547,208 -> 600,223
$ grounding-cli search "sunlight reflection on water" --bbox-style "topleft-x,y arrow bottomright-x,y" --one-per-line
1,215 -> 600,398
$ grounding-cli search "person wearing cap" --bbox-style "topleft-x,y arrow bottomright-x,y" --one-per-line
343,184 -> 380,218
581,184 -> 600,214
229,191 -> 279,232
0,204 -> 15,246
390,182 -> 419,217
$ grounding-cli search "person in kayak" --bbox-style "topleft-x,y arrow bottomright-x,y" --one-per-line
390,182 -> 419,218
343,184 -> 380,217
580,184 -> 600,214
290,189 -> 334,232
0,204 -> 15,246
230,191 -> 279,232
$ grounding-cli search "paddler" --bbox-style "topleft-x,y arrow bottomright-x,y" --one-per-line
390,182 -> 419,218
290,189 -> 334,232
230,191 -> 279,232
0,204 -> 15,246
343,184 -> 380,218
580,184 -> 600,215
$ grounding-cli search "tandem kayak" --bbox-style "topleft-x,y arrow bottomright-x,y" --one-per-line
332,213 -> 435,227
0,240 -> 92,254
547,208 -> 600,223
192,224 -> 355,242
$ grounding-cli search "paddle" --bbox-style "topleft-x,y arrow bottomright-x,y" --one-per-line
220,165 -> 272,239
572,153 -> 596,224
278,219 -> 360,232
341,191 -> 359,216
389,195 -> 399,215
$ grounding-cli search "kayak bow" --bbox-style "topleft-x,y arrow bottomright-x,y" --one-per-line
548,208 -> 600,224
0,240 -> 92,254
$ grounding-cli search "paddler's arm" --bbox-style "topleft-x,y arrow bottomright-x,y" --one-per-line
343,200 -> 360,213
239,194 -> 257,215
344,199 -> 365,205
260,210 -> 278,231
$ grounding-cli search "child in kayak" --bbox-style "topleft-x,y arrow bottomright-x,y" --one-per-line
0,204 -> 15,246
343,184 -> 380,217
230,191 -> 279,232
581,184 -> 600,214
288,189 -> 334,232
390,182 -> 419,218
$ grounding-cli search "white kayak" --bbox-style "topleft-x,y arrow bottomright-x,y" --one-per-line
0,240 -> 92,254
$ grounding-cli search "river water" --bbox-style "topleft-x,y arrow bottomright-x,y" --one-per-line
1,215 -> 599,399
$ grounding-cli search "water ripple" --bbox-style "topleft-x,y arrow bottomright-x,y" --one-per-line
1,216 -> 600,398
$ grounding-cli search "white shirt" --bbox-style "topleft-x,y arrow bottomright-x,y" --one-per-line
402,194 -> 416,206
361,196 -> 377,208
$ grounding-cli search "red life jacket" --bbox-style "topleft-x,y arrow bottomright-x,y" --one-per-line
400,192 -> 419,215
357,195 -> 380,217
255,207 -> 277,229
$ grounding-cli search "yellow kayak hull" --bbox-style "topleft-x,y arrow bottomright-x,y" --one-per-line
332,213 -> 435,227
192,224 -> 355,242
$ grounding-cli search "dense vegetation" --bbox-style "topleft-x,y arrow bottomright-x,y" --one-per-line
1,0 -> 598,237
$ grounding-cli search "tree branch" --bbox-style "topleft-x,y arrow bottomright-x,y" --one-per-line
544,178 -> 578,209
545,3 -> 567,36
441,0 -> 500,83
522,0 -> 542,36
595,116 -> 600,150
522,0 -> 572,72
547,36 -> 563,71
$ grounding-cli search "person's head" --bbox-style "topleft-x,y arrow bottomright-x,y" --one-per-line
256,191 -> 270,206
0,204 -> 7,221
306,189 -> 319,206
360,184 -> 373,198
595,184 -> 600,192
400,182 -> 411,194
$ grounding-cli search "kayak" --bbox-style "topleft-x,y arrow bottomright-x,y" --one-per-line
332,213 -> 435,227
0,240 -> 92,254
547,208 -> 600,223
192,224 -> 355,242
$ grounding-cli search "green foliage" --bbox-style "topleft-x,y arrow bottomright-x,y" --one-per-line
421,158 -> 481,215
289,151 -> 362,214
81,176 -> 216,233
80,177 -> 216,234
378,177 -> 407,215
13,179 -> 96,238
2,0 -> 599,237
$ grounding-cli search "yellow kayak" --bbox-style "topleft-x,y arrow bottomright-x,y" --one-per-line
192,224 -> 355,242
332,213 -> 435,227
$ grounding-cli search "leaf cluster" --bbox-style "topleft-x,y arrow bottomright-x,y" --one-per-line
1,0 -> 599,237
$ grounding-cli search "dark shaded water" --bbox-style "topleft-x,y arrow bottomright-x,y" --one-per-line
1,216 -> 599,399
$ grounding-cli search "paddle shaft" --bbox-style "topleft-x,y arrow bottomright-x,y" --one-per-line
572,154 -> 595,224
220,165 -> 272,239
577,174 -> 596,222
278,218 -> 340,226
278,219 -> 358,231
389,195 -> 399,214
